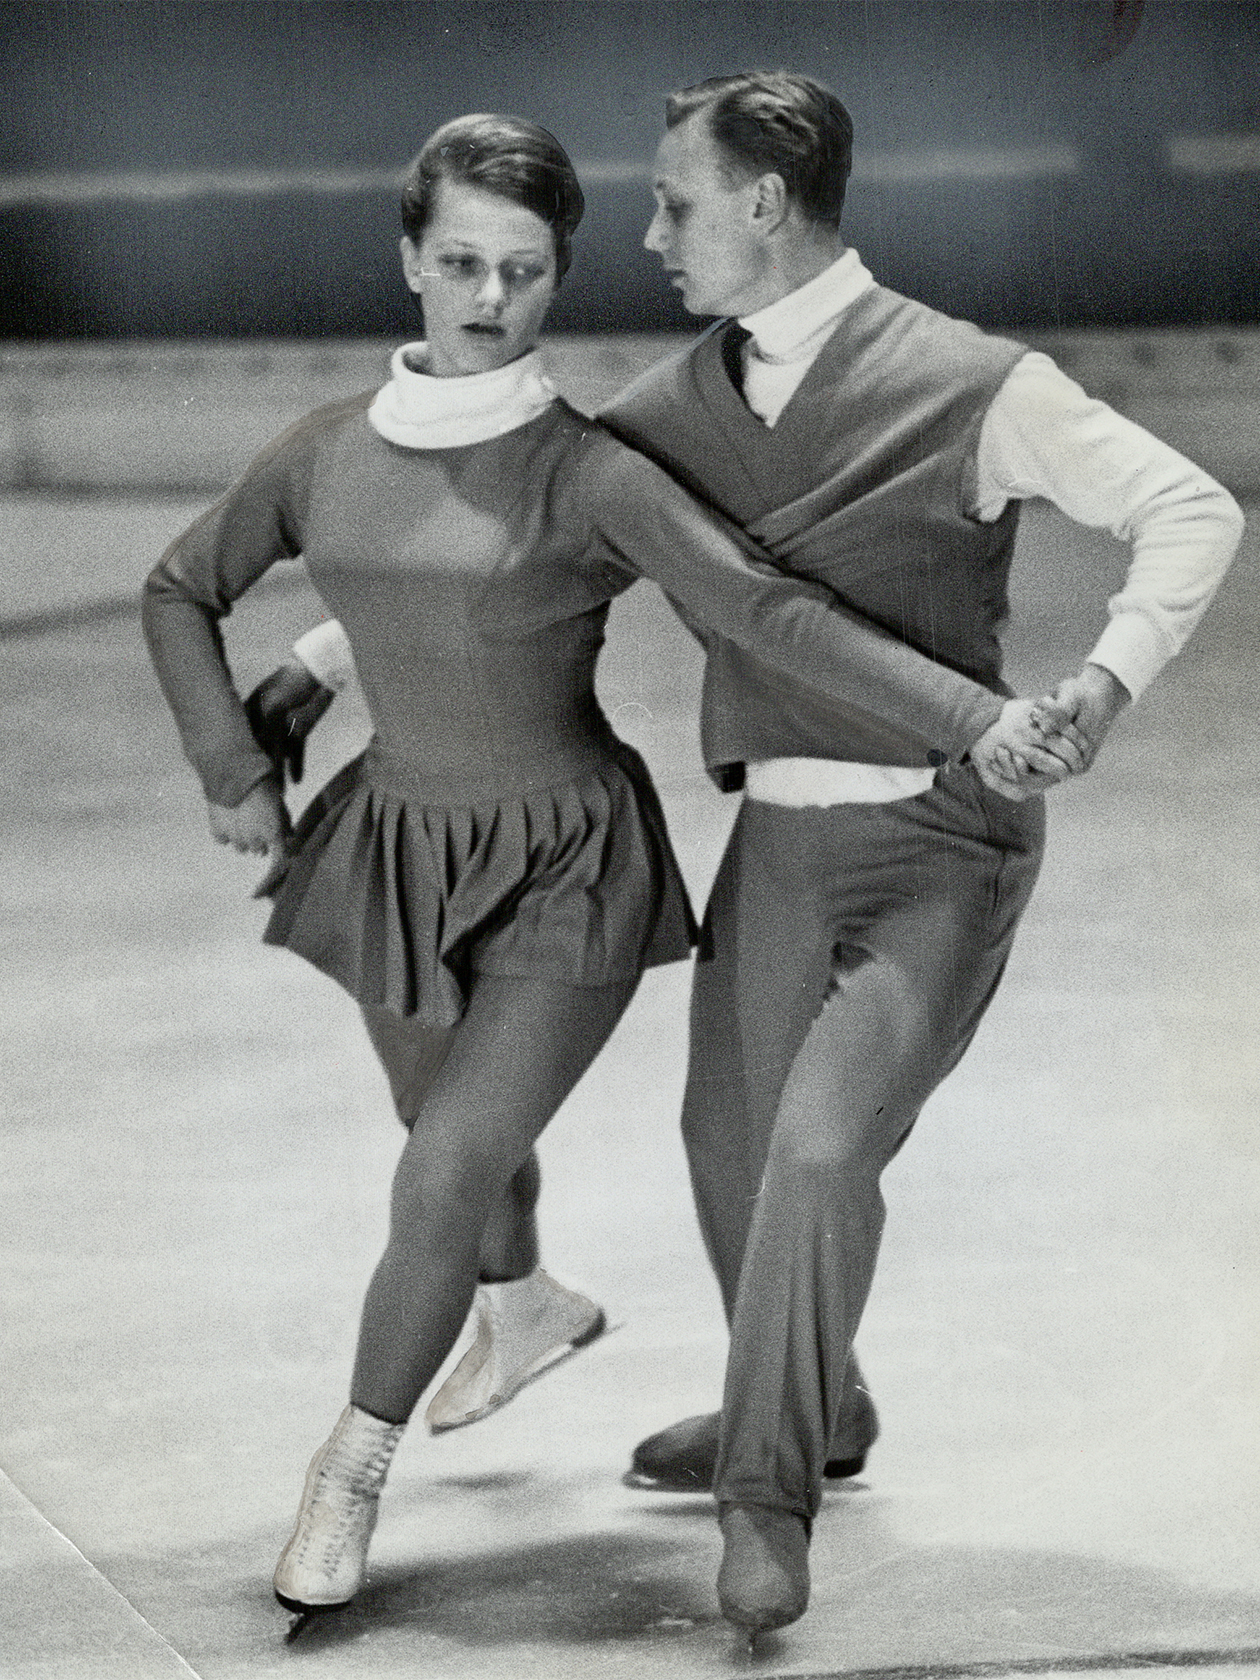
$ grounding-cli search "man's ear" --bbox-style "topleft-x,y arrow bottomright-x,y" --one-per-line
750,172 -> 791,233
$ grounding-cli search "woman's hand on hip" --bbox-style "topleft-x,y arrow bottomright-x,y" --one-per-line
243,657 -> 335,786
207,778 -> 291,855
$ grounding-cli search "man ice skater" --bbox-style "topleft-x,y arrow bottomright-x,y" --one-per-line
253,72 -> 1241,1638
597,69 -> 1240,1634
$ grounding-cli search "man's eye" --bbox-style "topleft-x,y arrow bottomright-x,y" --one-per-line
506,264 -> 546,285
441,255 -> 478,275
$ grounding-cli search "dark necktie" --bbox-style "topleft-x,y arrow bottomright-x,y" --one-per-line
720,321 -> 753,396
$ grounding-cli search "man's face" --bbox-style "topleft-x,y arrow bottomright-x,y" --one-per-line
644,117 -> 774,317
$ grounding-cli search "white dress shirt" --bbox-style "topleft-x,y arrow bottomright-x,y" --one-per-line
734,249 -> 1243,806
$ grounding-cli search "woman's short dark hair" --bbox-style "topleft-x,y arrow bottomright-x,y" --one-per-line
400,113 -> 584,279
665,72 -> 853,228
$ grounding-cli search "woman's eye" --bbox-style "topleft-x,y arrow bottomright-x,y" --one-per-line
440,255 -> 478,276
506,264 -> 546,286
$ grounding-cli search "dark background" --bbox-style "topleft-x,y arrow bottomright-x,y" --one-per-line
3,0 -> 1257,339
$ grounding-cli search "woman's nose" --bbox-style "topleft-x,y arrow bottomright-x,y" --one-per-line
476,270 -> 507,313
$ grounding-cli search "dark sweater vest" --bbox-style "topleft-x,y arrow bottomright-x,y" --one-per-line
600,284 -> 1026,788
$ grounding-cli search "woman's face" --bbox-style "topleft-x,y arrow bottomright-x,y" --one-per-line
401,178 -> 559,377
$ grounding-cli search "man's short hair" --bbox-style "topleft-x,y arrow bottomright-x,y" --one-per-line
665,71 -> 853,228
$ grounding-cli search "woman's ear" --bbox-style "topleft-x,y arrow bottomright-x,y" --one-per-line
399,236 -> 426,293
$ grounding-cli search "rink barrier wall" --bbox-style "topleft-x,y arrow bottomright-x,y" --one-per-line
1,330 -> 1259,496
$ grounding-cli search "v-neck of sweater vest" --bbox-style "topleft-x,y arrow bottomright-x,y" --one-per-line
691,307 -> 858,510
693,285 -> 961,518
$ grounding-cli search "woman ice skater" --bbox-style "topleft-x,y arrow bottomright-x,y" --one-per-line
142,113 -> 1079,1633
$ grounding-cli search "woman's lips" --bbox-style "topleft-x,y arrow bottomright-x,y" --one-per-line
462,322 -> 506,335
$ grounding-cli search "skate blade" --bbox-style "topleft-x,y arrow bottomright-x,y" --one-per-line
621,1467 -> 710,1493
725,1622 -> 783,1663
276,1595 -> 349,1643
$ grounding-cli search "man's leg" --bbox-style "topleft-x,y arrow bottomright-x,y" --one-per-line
714,769 -> 1044,1521
708,772 -> 1042,1630
631,804 -> 876,1491
679,801 -> 787,1319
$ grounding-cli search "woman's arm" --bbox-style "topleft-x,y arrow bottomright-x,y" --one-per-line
579,427 -> 1078,773
142,414 -> 321,814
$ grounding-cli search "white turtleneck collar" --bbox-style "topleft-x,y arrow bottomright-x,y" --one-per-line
738,247 -> 874,365
368,342 -> 556,449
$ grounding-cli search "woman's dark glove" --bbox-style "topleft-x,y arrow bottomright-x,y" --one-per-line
243,659 -> 335,786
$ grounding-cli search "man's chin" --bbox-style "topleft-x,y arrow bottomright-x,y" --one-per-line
678,287 -> 733,318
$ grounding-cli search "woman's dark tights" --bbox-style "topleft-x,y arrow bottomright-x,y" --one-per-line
351,972 -> 637,1425
360,1001 -> 547,1282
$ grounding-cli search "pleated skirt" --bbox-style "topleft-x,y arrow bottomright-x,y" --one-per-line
262,740 -> 697,1027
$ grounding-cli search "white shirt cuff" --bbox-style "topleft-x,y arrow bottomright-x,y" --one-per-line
292,620 -> 356,692
1084,611 -> 1174,701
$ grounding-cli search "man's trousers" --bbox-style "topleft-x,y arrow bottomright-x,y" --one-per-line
680,761 -> 1045,1520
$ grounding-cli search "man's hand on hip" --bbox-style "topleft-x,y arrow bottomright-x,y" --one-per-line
1042,663 -> 1131,768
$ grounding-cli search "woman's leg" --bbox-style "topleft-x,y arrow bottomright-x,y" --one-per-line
275,972 -> 635,1617
477,1153 -> 542,1281
360,1004 -> 542,1281
351,970 -> 638,1425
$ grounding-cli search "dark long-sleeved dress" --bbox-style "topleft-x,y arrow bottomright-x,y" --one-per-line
144,388 -> 1003,1026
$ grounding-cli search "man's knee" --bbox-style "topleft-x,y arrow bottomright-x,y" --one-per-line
766,1092 -> 905,1187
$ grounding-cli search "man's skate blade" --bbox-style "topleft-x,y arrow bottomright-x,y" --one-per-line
621,1450 -> 867,1494
622,1467 -> 711,1493
725,1625 -> 785,1663
426,1311 -> 611,1434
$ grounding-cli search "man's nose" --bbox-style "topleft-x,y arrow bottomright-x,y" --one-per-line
644,209 -> 668,254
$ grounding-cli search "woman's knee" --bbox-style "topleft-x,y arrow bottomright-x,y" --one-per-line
388,1136 -> 502,1239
